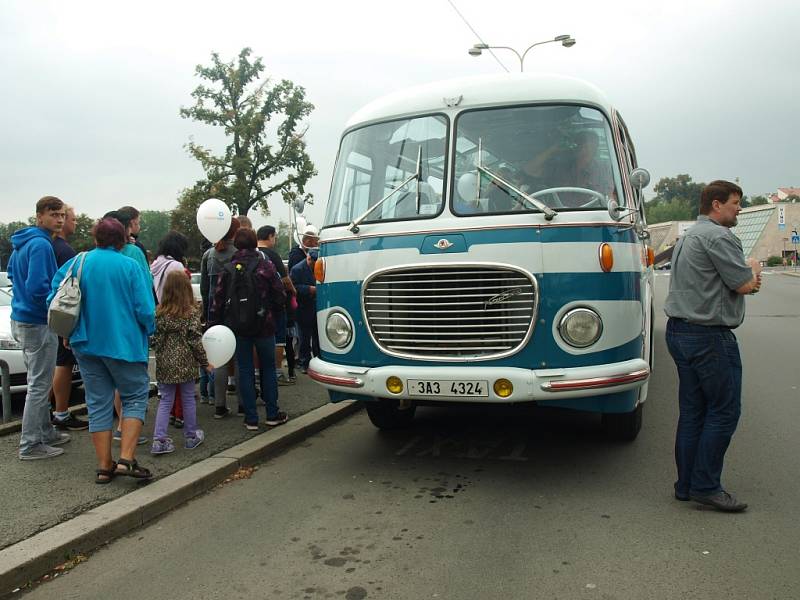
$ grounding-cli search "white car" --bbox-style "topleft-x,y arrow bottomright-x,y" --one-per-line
0,288 -> 81,394
190,272 -> 202,303
0,272 -> 10,290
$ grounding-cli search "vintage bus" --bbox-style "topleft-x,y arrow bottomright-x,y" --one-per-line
306,73 -> 654,440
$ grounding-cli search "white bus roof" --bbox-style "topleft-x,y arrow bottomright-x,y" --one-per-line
345,73 -> 614,131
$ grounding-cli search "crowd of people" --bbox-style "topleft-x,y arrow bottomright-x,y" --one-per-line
6,196 -> 321,483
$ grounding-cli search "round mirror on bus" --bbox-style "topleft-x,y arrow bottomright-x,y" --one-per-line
630,168 -> 651,190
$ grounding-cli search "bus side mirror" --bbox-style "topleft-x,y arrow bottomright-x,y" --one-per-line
629,168 -> 650,190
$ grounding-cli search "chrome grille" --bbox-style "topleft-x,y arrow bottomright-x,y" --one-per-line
363,265 -> 537,360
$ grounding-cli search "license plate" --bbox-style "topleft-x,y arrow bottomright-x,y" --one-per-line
407,379 -> 489,397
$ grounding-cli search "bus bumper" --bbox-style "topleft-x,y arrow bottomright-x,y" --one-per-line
307,357 -> 649,404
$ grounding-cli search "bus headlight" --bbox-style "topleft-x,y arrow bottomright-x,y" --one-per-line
558,308 -> 603,348
325,311 -> 353,348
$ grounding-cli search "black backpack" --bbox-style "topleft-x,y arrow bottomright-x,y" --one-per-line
222,259 -> 264,334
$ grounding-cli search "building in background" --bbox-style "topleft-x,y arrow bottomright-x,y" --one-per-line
647,203 -> 800,264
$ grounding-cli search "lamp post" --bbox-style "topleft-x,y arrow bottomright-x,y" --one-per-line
468,35 -> 576,71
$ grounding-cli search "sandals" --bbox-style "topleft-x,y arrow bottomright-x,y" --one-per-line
95,461 -> 117,485
115,458 -> 153,480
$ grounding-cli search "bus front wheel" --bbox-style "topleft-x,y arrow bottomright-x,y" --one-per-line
601,404 -> 642,442
365,398 -> 417,430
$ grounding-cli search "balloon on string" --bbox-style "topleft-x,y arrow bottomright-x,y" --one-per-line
202,325 -> 236,367
196,199 -> 232,244
456,172 -> 479,203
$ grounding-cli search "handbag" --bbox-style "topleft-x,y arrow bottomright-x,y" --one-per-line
48,252 -> 88,338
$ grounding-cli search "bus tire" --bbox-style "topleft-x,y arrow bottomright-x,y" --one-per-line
601,404 -> 642,442
364,398 -> 416,430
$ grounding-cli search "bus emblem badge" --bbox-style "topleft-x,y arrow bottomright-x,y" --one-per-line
485,288 -> 522,308
435,239 -> 454,250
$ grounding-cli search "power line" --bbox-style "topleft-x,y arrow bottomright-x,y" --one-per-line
445,0 -> 509,73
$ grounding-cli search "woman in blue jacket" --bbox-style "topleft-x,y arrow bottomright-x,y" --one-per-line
50,218 -> 156,482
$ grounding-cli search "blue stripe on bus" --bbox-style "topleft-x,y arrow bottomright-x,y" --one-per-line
321,226 -> 638,257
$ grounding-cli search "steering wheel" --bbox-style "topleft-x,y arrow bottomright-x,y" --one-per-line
529,186 -> 606,209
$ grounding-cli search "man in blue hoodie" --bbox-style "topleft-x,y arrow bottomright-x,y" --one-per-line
8,196 -> 70,460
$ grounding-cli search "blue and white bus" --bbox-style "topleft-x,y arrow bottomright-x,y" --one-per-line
307,73 -> 654,440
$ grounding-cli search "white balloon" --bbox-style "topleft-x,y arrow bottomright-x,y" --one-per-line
196,199 -> 232,244
202,325 -> 236,367
456,171 -> 478,203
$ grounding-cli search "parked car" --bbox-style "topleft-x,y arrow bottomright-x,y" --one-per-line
0,288 -> 82,394
0,272 -> 10,290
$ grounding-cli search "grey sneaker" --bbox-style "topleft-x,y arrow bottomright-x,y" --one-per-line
276,372 -> 295,386
113,430 -> 149,445
20,444 -> 64,460
46,432 -> 72,447
150,437 -> 176,455
184,430 -> 205,450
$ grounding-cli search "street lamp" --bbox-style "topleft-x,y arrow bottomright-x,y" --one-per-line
468,35 -> 576,71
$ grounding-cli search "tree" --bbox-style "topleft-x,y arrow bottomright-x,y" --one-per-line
137,210 -> 171,253
0,221 -> 27,270
785,194 -> 800,203
652,174 -> 704,206
170,183 -> 210,269
180,47 -> 317,217
749,195 -> 769,206
71,213 -> 96,253
275,220 -> 291,259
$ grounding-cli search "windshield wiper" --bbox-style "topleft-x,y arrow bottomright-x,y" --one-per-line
349,147 -> 421,233
473,139 -> 557,220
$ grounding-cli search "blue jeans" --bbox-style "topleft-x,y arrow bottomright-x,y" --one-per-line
234,335 -> 279,424
73,349 -> 150,432
665,318 -> 742,497
199,367 -> 214,399
11,321 -> 59,454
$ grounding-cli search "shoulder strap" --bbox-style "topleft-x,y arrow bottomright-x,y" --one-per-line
72,252 -> 88,283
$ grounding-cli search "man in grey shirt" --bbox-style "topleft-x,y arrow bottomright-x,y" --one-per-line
664,180 -> 761,512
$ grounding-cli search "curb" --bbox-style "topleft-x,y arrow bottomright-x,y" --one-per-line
0,400 -> 361,595
779,271 -> 800,278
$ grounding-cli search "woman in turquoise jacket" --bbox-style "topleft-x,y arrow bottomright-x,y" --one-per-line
50,218 -> 156,482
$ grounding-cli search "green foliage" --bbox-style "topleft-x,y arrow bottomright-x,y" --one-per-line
137,210 -> 171,254
0,221 -> 28,270
71,213 -> 96,253
645,174 -> 705,224
275,220 -> 291,258
749,195 -> 769,206
766,255 -> 784,267
785,194 -> 800,203
180,47 -> 317,218
170,183 -> 209,269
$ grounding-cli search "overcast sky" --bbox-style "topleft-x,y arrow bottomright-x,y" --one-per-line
1,0 -> 798,231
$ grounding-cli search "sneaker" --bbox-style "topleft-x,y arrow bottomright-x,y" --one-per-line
46,432 -> 72,446
113,430 -> 149,445
173,418 -> 184,429
213,407 -> 230,419
150,437 -> 176,455
288,375 -> 296,384
169,415 -> 175,425
277,373 -> 295,386
19,443 -> 64,460
265,411 -> 289,427
244,421 -> 259,431
185,430 -> 205,450
52,414 -> 89,431
199,396 -> 210,405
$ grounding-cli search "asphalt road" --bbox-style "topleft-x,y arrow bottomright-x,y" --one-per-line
19,272 -> 800,599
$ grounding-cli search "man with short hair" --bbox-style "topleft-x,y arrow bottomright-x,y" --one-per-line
50,205 -> 89,430
236,215 -> 253,230
8,196 -> 71,459
118,206 -> 148,262
257,225 -> 297,385
290,248 -> 320,374
664,180 -> 761,512
288,225 -> 319,271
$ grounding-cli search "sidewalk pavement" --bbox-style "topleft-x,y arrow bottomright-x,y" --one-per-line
0,374 -> 336,552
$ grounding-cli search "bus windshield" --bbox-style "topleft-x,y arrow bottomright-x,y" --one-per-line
324,115 -> 448,227
452,105 -> 623,215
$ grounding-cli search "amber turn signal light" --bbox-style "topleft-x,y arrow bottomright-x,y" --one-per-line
313,256 -> 326,283
598,243 -> 614,272
646,246 -> 655,267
